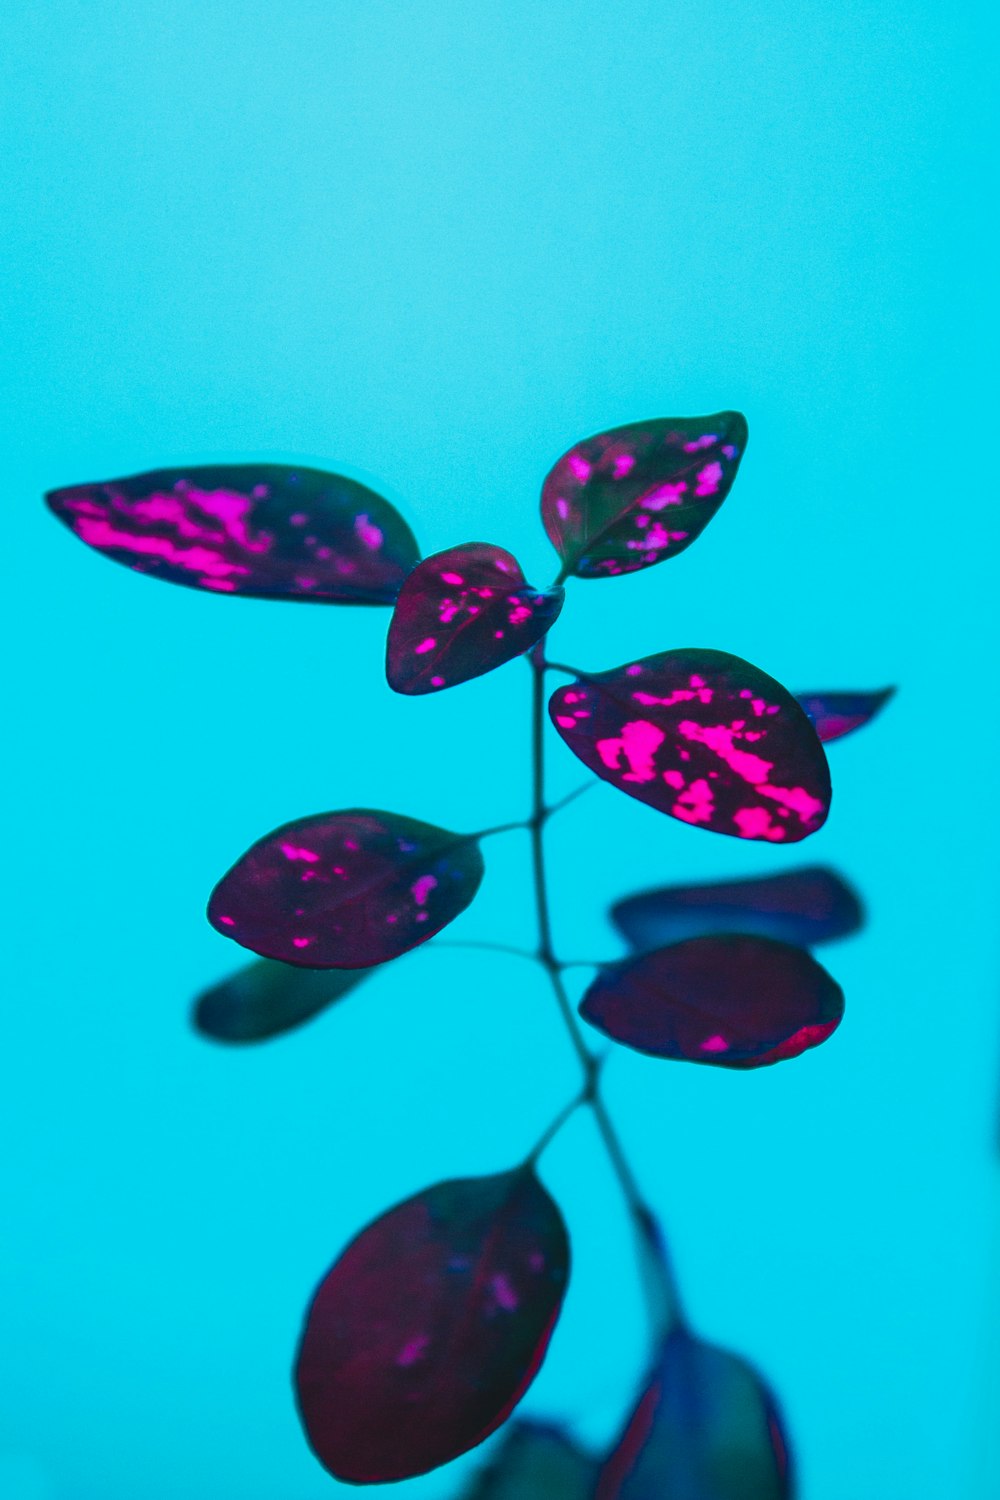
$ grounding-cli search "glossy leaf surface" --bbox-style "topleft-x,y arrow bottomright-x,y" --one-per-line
208,809 -> 484,967
387,543 -> 564,694
611,866 -> 863,952
462,1420 -> 597,1499
550,649 -> 830,842
541,412 -> 747,580
596,1326 -> 792,1499
580,934 -> 843,1067
796,687 -> 895,743
192,957 -> 375,1043
45,464 -> 419,603
295,1169 -> 570,1484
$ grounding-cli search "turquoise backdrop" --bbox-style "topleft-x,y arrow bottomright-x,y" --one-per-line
2,3 -> 996,1497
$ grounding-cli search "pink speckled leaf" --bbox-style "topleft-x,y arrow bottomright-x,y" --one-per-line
796,687 -> 895,743
579,935 -> 843,1069
462,1419 -> 597,1499
549,649 -> 831,843
207,809 -> 484,968
611,866 -> 863,952
386,543 -> 564,695
45,464 -> 419,603
596,1325 -> 792,1499
294,1168 -> 570,1484
541,412 -> 747,581
192,957 -> 377,1044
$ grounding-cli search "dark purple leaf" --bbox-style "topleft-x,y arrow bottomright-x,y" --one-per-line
461,1419 -> 597,1498
45,464 -> 419,603
596,1325 -> 792,1499
192,957 -> 377,1044
207,809 -> 484,967
541,412 -> 747,580
386,543 -> 564,694
549,649 -> 830,843
796,687 -> 895,743
294,1168 -> 570,1484
579,935 -> 843,1068
611,867 -> 863,952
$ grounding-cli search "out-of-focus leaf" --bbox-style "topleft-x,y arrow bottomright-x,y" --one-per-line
541,412 -> 747,580
192,957 -> 377,1043
611,866 -> 863,952
796,688 -> 895,743
460,1419 -> 598,1498
45,464 -> 419,603
596,1325 -> 792,1498
386,543 -> 564,694
549,649 -> 830,843
579,935 -> 843,1068
208,809 -> 484,967
294,1169 -> 571,1484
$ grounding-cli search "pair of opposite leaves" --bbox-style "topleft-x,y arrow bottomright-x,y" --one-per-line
295,1162 -> 791,1495
199,861 -> 860,1090
203,645 -> 885,979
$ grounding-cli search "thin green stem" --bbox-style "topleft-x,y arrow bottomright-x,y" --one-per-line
430,938 -> 539,964
475,817 -> 530,840
527,645 -> 679,1338
546,780 -> 597,818
524,1082 -> 591,1168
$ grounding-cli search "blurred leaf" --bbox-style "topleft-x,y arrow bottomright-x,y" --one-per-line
796,688 -> 895,743
208,809 -> 484,967
387,543 -> 564,694
596,1325 -> 792,1498
460,1419 -> 597,1498
579,935 -> 843,1068
541,412 -> 747,580
192,957 -> 377,1043
45,463 -> 419,603
611,866 -> 863,951
294,1169 -> 571,1484
549,649 -> 830,842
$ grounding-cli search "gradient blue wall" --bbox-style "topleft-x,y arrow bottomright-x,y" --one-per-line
2,3 -> 996,1497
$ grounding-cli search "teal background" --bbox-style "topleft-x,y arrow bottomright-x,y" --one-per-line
2,3 -> 996,1497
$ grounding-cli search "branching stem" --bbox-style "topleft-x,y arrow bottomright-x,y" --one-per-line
527,644 -> 679,1336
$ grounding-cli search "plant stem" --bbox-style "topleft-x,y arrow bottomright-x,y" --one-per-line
527,644 -> 679,1337
431,938 -> 540,963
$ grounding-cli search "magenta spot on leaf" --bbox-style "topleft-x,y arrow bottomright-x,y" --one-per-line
596,720 -> 664,784
354,513 -> 384,550
491,1273 -> 520,1311
396,1335 -> 430,1368
411,874 -> 438,906
386,543 -> 564,696
280,842 -> 320,863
